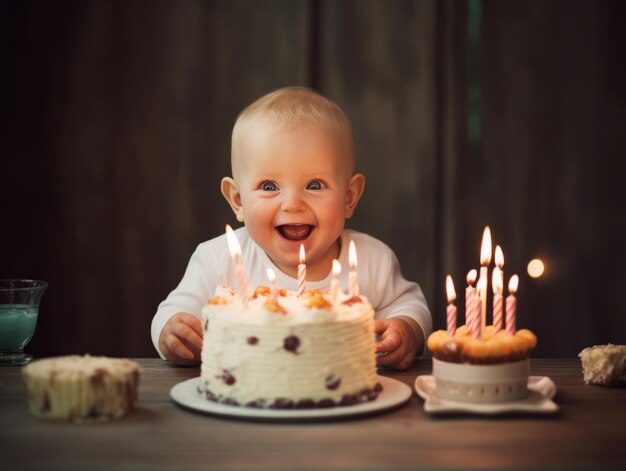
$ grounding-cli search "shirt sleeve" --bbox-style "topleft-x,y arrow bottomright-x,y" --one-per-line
150,244 -> 218,359
374,244 -> 433,358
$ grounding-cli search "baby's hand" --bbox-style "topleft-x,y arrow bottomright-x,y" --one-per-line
159,313 -> 203,365
374,317 -> 418,370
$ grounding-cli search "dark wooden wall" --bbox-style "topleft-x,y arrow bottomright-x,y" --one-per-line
2,0 -> 624,359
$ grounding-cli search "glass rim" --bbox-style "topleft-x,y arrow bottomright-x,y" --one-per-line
0,279 -> 49,291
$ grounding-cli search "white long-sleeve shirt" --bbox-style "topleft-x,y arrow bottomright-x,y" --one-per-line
151,227 -> 432,358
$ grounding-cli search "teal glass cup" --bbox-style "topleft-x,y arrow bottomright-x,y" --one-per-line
0,279 -> 48,366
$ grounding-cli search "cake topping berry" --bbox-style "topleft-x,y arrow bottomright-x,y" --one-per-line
283,335 -> 300,353
342,295 -> 362,306
325,373 -> 341,390
247,336 -> 259,345
220,370 -> 236,385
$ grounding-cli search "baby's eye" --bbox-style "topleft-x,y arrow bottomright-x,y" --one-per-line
261,181 -> 277,191
306,180 -> 323,191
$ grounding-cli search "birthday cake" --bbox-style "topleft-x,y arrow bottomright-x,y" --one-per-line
427,228 -> 538,403
199,284 -> 380,409
22,355 -> 140,421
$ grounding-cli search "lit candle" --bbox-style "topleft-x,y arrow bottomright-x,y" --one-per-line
465,269 -> 478,328
495,244 -> 504,303
266,268 -> 278,301
297,244 -> 306,296
492,267 -> 503,334
446,275 -> 457,336
472,277 -> 485,338
225,224 -> 248,304
506,275 -> 519,335
478,226 -> 492,331
348,240 -> 359,297
330,259 -> 342,299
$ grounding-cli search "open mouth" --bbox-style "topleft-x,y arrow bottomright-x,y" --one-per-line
276,224 -> 314,242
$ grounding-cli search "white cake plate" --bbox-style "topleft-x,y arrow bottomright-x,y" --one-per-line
171,375 -> 411,421
415,375 -> 559,415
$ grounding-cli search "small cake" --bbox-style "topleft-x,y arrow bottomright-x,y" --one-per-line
579,344 -> 626,387
199,284 -> 379,409
22,355 -> 140,421
428,325 -> 537,403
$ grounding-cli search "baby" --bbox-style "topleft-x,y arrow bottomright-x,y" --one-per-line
151,87 -> 432,370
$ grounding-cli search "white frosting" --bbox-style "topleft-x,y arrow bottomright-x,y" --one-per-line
200,285 -> 378,407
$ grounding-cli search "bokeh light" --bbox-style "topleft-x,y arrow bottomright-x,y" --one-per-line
527,259 -> 545,278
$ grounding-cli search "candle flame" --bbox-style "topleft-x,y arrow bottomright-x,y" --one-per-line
266,268 -> 276,283
332,259 -> 341,276
466,269 -> 477,285
446,275 -> 456,303
495,245 -> 504,268
492,267 -> 502,294
225,224 -> 241,258
480,226 -> 492,265
299,244 -> 305,264
349,240 -> 357,269
508,274 -> 519,294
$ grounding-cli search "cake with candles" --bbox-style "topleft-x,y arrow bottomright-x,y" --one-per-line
427,227 -> 538,403
198,227 -> 380,409
198,284 -> 380,409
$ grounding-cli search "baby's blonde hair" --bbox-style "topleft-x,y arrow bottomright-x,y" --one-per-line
231,87 -> 354,179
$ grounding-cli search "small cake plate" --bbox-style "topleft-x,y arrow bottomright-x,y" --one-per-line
171,375 -> 411,421
415,375 -> 558,415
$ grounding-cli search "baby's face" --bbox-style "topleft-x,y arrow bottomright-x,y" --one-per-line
233,124 -> 355,277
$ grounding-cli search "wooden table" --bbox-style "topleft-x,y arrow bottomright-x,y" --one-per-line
1,358 -> 624,470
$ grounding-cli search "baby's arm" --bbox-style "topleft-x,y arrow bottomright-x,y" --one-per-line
159,313 -> 203,365
375,316 -> 425,370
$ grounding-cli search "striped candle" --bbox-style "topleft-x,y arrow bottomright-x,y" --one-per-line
492,267 -> 503,333
348,241 -> 359,297
225,224 -> 248,305
297,244 -> 306,296
506,275 -> 519,335
446,275 -> 457,336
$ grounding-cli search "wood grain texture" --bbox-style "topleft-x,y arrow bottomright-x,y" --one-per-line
2,358 -> 625,470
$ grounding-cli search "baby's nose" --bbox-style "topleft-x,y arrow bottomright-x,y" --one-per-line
280,190 -> 306,212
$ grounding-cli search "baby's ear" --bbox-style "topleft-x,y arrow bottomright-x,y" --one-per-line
345,173 -> 365,218
221,177 -> 244,222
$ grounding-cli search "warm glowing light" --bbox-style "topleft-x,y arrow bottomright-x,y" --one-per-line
299,244 -> 306,264
349,240 -> 358,269
225,224 -> 241,258
466,269 -> 477,285
332,259 -> 341,276
527,259 -> 545,278
266,268 -> 276,283
480,226 -> 492,265
492,267 -> 502,294
495,245 -> 504,269
508,275 -> 519,294
446,275 -> 456,303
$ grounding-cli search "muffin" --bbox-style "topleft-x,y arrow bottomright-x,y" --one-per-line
22,355 -> 140,421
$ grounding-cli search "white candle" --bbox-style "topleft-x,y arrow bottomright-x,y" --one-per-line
506,275 -> 519,335
492,267 -> 503,334
348,240 -> 359,297
330,259 -> 342,299
446,275 -> 457,336
225,224 -> 248,305
479,226 -> 492,331
266,268 -> 278,302
297,244 -> 306,296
